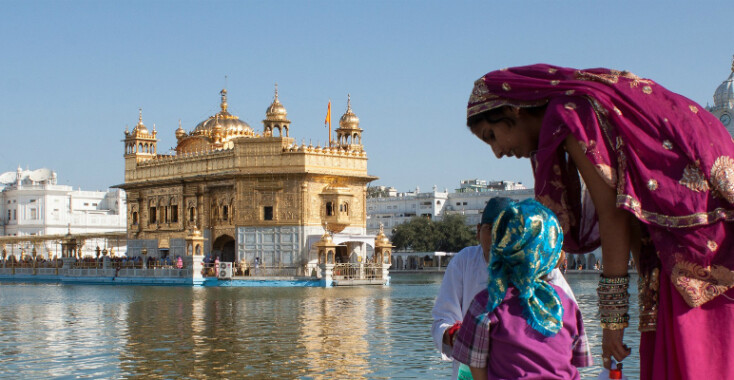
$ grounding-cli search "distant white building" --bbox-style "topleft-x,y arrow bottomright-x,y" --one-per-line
708,57 -> 734,136
367,180 -> 533,236
0,167 -> 127,257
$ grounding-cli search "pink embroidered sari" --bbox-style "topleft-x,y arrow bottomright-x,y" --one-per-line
468,64 -> 734,380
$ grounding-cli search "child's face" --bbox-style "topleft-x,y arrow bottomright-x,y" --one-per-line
479,223 -> 493,258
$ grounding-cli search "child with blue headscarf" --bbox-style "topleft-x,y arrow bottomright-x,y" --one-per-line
452,199 -> 592,379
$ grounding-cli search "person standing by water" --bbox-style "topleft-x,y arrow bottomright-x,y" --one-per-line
465,64 -> 734,379
431,197 -> 579,379
452,199 -> 592,379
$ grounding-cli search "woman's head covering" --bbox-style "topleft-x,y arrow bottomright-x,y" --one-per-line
486,198 -> 564,337
481,197 -> 514,225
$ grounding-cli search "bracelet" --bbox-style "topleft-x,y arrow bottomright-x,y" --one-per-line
598,275 -> 630,329
599,275 -> 630,285
601,321 -> 629,330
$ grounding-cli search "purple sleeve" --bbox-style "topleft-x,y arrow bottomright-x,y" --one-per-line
571,301 -> 593,367
451,290 -> 492,369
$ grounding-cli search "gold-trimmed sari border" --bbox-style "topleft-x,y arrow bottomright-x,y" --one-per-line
617,194 -> 734,228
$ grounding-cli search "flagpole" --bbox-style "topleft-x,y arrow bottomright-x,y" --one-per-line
326,99 -> 332,146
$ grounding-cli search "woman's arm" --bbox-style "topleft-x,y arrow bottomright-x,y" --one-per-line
470,366 -> 488,379
564,135 -> 632,367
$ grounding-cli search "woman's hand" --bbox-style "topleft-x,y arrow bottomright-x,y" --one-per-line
602,328 -> 631,369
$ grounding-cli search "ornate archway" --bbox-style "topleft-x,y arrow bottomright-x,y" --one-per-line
213,235 -> 236,262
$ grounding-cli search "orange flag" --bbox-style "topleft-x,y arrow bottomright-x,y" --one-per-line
325,100 -> 331,128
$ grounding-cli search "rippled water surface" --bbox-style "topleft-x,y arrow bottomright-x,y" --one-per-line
0,273 -> 639,379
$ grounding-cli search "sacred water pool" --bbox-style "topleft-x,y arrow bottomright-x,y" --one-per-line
0,272 -> 639,379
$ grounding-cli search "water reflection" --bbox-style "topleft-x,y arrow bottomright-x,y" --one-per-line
0,274 -> 638,379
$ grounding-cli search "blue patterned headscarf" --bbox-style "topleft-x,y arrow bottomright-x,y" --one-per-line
486,199 -> 564,336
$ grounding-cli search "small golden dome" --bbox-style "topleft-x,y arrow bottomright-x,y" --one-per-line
133,109 -> 149,134
175,120 -> 186,140
265,84 -> 288,121
339,94 -> 360,128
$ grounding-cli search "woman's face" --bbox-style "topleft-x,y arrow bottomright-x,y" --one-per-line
469,108 -> 542,159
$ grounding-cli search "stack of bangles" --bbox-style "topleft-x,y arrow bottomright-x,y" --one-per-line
597,275 -> 630,330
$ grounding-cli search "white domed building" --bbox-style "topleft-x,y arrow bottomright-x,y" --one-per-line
709,57 -> 734,136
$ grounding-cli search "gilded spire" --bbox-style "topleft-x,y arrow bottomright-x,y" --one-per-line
346,93 -> 352,112
220,88 -> 228,113
274,83 -> 279,101
138,108 -> 143,124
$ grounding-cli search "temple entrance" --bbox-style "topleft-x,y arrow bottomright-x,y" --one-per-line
335,245 -> 349,263
213,235 -> 236,262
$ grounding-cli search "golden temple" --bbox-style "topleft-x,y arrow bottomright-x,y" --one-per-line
119,86 -> 378,274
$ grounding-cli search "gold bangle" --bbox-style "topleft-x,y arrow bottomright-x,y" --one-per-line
601,321 -> 629,330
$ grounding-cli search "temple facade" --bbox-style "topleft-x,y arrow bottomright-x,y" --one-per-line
118,87 -> 378,274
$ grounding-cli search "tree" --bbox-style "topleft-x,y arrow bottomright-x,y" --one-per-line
390,214 -> 477,252
391,216 -> 437,251
366,186 -> 391,198
435,214 -> 477,252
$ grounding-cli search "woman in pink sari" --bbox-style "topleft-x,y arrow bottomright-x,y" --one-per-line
466,64 -> 734,380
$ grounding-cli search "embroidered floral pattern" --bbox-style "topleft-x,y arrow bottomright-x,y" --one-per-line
672,260 -> 734,308
536,194 -> 572,234
502,82 -> 511,91
647,179 -> 658,191
707,240 -> 718,252
662,140 -> 673,150
565,90 -> 575,95
679,163 -> 710,192
642,85 -> 653,94
638,268 -> 659,332
564,102 -> 577,110
468,78 -> 493,104
710,156 -> 734,204
689,105 -> 699,114
575,69 -> 651,87
548,68 -> 557,74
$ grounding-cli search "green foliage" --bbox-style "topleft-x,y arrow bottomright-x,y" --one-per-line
390,214 -> 477,253
367,186 -> 391,198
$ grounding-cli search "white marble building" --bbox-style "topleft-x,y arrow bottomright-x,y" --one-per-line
0,167 -> 127,257
367,180 -> 533,236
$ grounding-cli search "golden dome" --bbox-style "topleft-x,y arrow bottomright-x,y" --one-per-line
339,94 -> 361,129
265,84 -> 288,121
192,89 -> 253,136
175,120 -> 186,140
132,109 -> 149,134
374,223 -> 393,247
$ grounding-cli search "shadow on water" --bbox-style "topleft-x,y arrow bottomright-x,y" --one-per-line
0,273 -> 638,379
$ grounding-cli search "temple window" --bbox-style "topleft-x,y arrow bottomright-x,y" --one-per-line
132,211 -> 138,225
149,207 -> 157,224
189,207 -> 195,222
222,205 -> 228,220
343,202 -> 349,215
326,202 -> 333,216
171,205 -> 178,223
264,206 -> 273,221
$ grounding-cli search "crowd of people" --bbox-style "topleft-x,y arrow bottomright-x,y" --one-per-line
432,64 -> 734,380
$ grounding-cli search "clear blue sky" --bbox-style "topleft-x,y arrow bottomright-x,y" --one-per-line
1,1 -> 732,192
